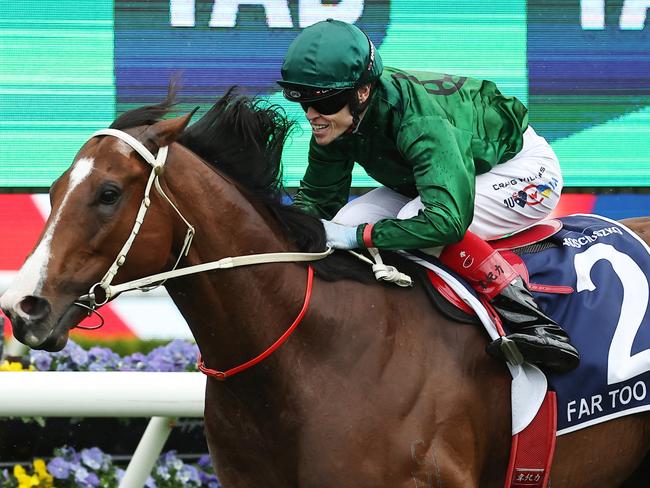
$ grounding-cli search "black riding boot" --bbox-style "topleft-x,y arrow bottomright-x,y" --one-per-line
486,277 -> 580,373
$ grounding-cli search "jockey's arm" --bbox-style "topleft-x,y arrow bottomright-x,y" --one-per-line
358,115 -> 475,250
292,143 -> 354,220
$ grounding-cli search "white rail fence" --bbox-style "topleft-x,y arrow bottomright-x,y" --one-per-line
0,372 -> 206,488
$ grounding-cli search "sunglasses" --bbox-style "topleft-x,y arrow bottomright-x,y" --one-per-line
300,90 -> 352,115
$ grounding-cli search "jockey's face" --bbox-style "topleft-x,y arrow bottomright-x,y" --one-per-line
305,103 -> 353,145
305,84 -> 372,146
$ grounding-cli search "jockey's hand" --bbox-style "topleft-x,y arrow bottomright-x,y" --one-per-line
320,219 -> 359,249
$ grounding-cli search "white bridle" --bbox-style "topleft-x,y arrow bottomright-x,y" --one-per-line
78,128 -> 334,310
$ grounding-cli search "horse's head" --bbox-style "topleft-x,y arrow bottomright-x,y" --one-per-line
0,112 -> 193,351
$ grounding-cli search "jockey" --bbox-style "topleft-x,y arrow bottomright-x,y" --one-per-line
278,19 -> 579,374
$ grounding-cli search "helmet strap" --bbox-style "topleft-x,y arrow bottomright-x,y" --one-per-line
357,34 -> 377,86
346,84 -> 374,134
346,33 -> 377,134
347,113 -> 361,135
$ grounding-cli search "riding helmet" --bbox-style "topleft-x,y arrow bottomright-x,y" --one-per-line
278,19 -> 383,103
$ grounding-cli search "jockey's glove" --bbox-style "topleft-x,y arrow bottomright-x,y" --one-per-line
320,219 -> 359,250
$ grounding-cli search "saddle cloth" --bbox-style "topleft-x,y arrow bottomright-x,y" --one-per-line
406,214 -> 650,435
525,214 -> 650,434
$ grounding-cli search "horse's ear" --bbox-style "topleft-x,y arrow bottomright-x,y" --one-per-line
141,107 -> 199,151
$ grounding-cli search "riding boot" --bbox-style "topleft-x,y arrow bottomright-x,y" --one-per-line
439,230 -> 579,373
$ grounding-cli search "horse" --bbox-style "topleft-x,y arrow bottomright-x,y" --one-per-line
1,88 -> 649,487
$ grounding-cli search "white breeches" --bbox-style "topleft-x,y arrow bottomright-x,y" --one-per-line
332,126 -> 563,241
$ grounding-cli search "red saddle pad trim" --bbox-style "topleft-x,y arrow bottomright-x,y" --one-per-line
425,270 -> 475,315
490,219 -> 564,251
504,391 -> 557,488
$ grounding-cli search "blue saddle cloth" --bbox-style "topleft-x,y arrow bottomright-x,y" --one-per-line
521,215 -> 650,434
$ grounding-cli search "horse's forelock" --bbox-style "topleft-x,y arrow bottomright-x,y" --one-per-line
177,88 -> 293,200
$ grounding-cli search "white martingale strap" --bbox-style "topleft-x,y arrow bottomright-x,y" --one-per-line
107,246 -> 411,299
105,249 -> 334,298
347,248 -> 413,287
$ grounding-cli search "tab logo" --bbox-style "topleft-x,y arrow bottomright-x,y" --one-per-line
115,1 -> 390,106
170,0 -> 366,28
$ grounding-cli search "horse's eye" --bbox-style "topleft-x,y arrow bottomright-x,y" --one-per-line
99,187 -> 121,205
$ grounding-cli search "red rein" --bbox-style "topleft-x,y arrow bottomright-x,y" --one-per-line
197,266 -> 314,380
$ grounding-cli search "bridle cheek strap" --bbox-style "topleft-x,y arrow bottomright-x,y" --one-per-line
80,128 -> 195,309
198,266 -> 314,380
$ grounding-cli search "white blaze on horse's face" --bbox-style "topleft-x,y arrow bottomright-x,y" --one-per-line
0,157 -> 95,319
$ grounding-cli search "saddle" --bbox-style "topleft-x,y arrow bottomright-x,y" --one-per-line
420,219 -> 571,325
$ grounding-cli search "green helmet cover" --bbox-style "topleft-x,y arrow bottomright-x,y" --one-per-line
278,19 -> 383,98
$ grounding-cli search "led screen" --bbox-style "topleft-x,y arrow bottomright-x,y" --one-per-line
1,0 -> 649,188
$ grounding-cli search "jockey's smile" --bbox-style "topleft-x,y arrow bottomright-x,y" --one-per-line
303,83 -> 372,146
305,104 -> 352,146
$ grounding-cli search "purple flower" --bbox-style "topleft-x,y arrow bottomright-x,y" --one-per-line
143,340 -> 198,372
87,347 -> 120,371
69,343 -> 89,367
85,472 -> 100,487
199,471 -> 221,486
26,338 -> 200,372
120,352 -> 147,371
73,466 -> 90,484
160,450 -> 184,471
71,466 -> 100,487
145,352 -> 175,372
30,350 -> 53,370
87,362 -> 107,372
47,457 -> 71,478
179,465 -> 201,485
155,464 -> 171,480
8,444 -> 220,487
197,454 -> 212,469
1,468 -> 12,483
81,447 -> 106,471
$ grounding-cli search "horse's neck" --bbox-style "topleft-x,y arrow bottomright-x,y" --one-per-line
162,154 -> 311,377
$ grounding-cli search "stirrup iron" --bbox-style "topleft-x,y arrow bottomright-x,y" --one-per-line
492,336 -> 525,366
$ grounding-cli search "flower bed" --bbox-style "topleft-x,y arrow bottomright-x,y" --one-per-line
0,340 -> 221,487
1,447 -> 220,487
26,339 -> 200,373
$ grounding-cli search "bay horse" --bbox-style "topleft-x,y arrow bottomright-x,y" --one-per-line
2,88 -> 649,487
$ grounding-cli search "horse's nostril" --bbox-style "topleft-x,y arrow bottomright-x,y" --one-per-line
18,296 -> 51,320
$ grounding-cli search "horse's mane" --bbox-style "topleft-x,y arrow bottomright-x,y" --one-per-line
109,85 -> 379,283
